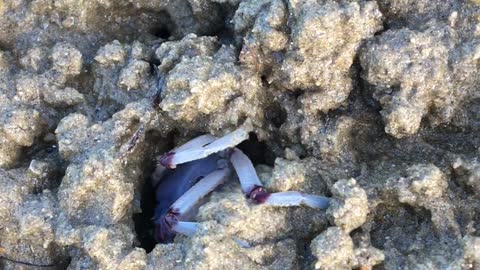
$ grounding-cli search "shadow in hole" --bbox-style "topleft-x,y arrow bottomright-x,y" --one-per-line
133,173 -> 157,252
150,26 -> 171,39
133,130 -> 176,253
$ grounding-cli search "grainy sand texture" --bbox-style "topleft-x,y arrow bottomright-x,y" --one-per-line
0,0 -> 479,269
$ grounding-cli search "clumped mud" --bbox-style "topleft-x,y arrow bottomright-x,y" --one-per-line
0,0 -> 479,269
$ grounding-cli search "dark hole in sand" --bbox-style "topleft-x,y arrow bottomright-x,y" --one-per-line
134,174 -> 157,252
150,26 -> 171,39
134,131 -> 273,252
133,130 -> 175,252
265,103 -> 287,129
148,10 -> 175,40
370,203 -> 435,253
237,132 -> 275,166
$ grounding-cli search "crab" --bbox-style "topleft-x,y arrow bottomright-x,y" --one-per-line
152,121 -> 330,243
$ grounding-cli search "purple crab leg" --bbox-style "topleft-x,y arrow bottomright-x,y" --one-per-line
230,148 -> 330,209
160,123 -> 253,168
156,167 -> 231,241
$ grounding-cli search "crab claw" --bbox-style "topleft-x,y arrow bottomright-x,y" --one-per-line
158,121 -> 253,168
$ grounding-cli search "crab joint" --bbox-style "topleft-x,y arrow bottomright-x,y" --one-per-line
155,210 -> 179,243
247,185 -> 270,204
159,151 -> 176,169
155,210 -> 200,243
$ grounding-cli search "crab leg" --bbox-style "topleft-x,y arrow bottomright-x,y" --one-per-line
170,167 -> 231,215
153,134 -> 217,187
151,165 -> 168,188
230,148 -> 330,209
263,191 -> 330,209
156,167 -> 231,241
230,148 -> 262,194
174,134 -> 217,152
160,123 -> 253,168
173,221 -> 198,236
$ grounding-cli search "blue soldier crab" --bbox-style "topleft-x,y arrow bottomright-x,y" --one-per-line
152,121 -> 330,243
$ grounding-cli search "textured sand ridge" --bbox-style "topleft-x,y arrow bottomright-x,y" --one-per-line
0,0 -> 479,269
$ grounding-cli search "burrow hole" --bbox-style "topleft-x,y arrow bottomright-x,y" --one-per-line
133,132 -> 274,252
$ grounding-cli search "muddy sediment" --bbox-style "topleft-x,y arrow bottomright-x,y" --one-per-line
0,0 -> 479,269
